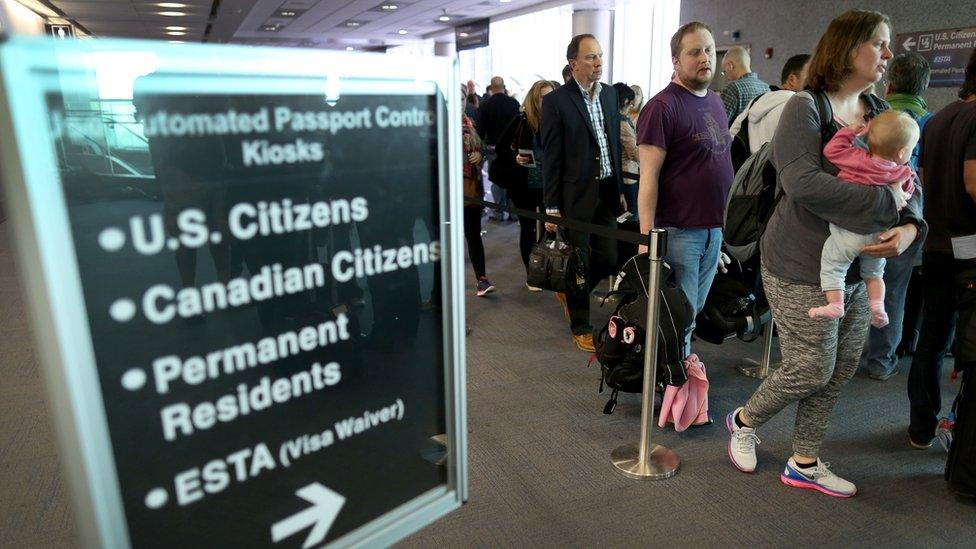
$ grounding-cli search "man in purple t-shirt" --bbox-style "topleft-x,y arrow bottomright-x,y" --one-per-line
636,21 -> 734,353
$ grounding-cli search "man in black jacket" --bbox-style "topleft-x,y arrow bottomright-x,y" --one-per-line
541,33 -> 623,352
479,76 -> 521,220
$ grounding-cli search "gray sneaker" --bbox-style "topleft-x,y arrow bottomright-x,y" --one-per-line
780,458 -> 857,498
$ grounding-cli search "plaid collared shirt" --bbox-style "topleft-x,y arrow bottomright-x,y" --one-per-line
576,79 -> 613,180
720,72 -> 770,125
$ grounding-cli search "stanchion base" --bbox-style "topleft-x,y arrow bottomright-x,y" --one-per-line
611,443 -> 680,480
420,434 -> 448,467
737,359 -> 780,379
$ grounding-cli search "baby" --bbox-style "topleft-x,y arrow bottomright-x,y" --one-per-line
809,110 -> 919,328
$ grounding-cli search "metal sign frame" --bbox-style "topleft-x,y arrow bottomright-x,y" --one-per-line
0,35 -> 467,548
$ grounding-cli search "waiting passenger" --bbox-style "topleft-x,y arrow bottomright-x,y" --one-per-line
612,82 -> 640,217
511,80 -> 553,291
461,93 -> 495,297
860,52 -> 933,380
907,47 -> 976,449
720,46 -> 770,126
726,9 -> 925,497
628,84 -> 644,126
729,54 -> 810,154
636,21 -> 733,355
541,34 -> 624,352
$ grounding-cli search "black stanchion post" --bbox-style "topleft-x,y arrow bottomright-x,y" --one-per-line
610,228 -> 680,480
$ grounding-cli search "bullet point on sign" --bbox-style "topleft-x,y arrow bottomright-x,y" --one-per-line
109,299 -> 136,322
145,488 -> 168,509
121,368 -> 146,391
210,231 -> 222,244
98,227 -> 125,252
168,238 -> 179,250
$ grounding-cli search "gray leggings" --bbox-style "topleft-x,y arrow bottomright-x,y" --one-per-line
744,266 -> 871,457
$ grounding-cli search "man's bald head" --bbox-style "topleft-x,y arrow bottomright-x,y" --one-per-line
490,76 -> 505,94
722,47 -> 752,81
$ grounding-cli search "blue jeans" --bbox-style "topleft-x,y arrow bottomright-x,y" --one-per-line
858,247 -> 917,377
622,183 -> 639,217
663,227 -> 722,354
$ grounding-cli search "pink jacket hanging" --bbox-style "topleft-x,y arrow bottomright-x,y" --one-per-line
658,354 -> 710,432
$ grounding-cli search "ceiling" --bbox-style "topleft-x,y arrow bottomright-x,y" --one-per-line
41,0 -> 593,50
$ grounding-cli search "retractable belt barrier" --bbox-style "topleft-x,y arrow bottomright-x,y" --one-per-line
466,193 -> 680,481
463,197 -> 646,245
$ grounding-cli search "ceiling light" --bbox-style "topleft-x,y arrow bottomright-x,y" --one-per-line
164,26 -> 186,31
166,31 -> 185,36
396,29 -> 408,35
158,11 -> 186,17
346,46 -> 354,51
438,15 -> 451,22
381,4 -> 398,10
157,2 -> 187,7
168,40 -> 185,44
344,21 -> 361,27
458,32 -> 469,37
500,0 -> 512,3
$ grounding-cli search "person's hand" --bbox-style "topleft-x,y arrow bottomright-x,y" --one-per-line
468,151 -> 482,164
862,223 -> 918,258
620,193 -> 627,214
717,252 -> 731,274
515,153 -> 531,166
545,211 -> 561,233
848,120 -> 867,134
638,244 -> 648,255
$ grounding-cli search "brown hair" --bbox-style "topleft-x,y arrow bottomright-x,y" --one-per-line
670,21 -> 712,59
805,10 -> 891,92
523,80 -> 554,133
566,33 -> 596,61
867,110 -> 919,160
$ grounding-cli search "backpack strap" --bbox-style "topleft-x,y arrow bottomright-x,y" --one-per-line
809,89 -> 836,144
734,93 -> 766,143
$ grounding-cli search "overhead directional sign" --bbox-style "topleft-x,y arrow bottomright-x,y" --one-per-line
0,36 -> 467,548
895,27 -> 976,87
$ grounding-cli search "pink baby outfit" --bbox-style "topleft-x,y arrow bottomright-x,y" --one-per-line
823,125 -> 915,194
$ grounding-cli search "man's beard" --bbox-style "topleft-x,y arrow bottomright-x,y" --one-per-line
678,69 -> 711,91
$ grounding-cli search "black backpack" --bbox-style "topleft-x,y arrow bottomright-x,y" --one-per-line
592,254 -> 695,415
723,90 -> 889,264
694,256 -> 771,344
729,93 -> 766,173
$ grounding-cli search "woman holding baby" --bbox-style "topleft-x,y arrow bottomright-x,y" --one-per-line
724,9 -> 927,497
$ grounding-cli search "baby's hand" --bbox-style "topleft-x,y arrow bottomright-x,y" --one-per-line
848,120 -> 867,134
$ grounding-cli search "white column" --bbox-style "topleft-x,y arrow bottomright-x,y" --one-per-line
572,9 -> 614,83
434,41 -> 456,58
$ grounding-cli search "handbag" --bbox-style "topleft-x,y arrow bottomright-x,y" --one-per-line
526,230 -> 586,294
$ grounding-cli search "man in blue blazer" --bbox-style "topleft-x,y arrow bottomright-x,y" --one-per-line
541,33 -> 623,352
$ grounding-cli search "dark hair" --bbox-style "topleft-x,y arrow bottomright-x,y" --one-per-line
961,47 -> 976,99
780,54 -> 811,85
887,53 -> 930,95
566,33 -> 596,61
561,64 -> 572,83
805,10 -> 891,92
612,82 -> 636,105
669,21 -> 712,58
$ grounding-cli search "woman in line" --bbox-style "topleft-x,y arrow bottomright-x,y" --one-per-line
461,90 -> 495,297
512,80 -> 554,291
725,9 -> 925,497
613,82 -> 640,217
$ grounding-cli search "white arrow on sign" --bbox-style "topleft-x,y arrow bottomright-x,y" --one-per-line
271,483 -> 346,549
903,36 -> 917,51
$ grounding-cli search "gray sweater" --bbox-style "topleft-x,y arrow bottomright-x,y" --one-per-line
760,92 -> 927,286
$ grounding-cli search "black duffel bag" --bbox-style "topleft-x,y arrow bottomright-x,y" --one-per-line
527,230 -> 585,294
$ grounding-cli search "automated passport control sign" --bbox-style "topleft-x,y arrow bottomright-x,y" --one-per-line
0,37 -> 467,547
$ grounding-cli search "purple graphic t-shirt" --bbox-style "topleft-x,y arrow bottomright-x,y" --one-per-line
636,82 -> 734,229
